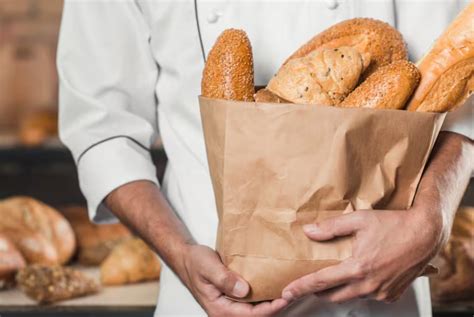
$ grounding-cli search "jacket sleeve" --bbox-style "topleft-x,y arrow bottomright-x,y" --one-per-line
57,0 -> 159,223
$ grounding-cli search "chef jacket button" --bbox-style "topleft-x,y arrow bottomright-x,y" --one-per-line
325,0 -> 339,10
207,10 -> 222,24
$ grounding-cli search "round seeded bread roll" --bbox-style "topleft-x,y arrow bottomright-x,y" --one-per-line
286,18 -> 407,79
201,29 -> 255,101
339,60 -> 421,110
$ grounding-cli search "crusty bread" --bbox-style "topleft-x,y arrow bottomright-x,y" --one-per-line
430,207 -> 474,303
202,29 -> 255,101
0,197 -> 76,265
100,238 -> 160,286
254,88 -> 289,103
16,264 -> 99,304
19,110 -> 58,147
286,18 -> 407,79
61,206 -> 132,265
268,46 -> 368,105
340,60 -> 421,109
0,233 -> 26,289
408,2 -> 474,112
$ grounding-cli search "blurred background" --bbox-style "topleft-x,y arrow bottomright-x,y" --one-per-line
0,1 -> 472,317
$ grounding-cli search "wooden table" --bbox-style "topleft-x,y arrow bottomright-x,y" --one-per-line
0,266 -> 159,317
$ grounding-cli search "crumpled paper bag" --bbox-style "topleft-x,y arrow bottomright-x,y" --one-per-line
199,96 -> 445,302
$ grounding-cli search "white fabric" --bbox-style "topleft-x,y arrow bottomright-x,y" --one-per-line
57,1 -> 473,316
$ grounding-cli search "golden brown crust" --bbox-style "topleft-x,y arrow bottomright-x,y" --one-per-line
100,238 -> 161,286
286,18 -> 407,79
16,264 -> 99,304
254,89 -> 290,103
0,197 -> 76,265
61,206 -> 131,265
339,60 -> 420,110
19,110 -> 58,147
201,29 -> 255,101
408,3 -> 474,112
268,47 -> 367,105
0,234 -> 26,289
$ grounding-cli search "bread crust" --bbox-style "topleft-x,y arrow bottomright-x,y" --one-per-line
100,238 -> 161,285
0,197 -> 76,265
254,89 -> 289,103
0,233 -> 25,289
408,3 -> 474,112
286,18 -> 407,79
201,29 -> 255,101
340,60 -> 421,110
268,47 -> 367,105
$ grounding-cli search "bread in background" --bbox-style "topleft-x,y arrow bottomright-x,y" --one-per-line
100,238 -> 160,286
0,233 -> 26,289
254,88 -> 289,103
340,60 -> 420,110
16,264 -> 99,304
268,46 -> 369,105
18,110 -> 58,147
286,18 -> 407,79
408,2 -> 474,112
201,29 -> 255,101
61,206 -> 132,265
430,207 -> 474,303
0,197 -> 75,265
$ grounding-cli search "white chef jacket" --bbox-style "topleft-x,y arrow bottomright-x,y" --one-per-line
57,1 -> 473,316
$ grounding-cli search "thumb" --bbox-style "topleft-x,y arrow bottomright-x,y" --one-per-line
204,262 -> 250,298
303,213 -> 363,241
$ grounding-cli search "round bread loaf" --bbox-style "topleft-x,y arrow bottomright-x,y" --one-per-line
286,18 -> 408,79
340,60 -> 421,110
0,233 -> 26,289
0,197 -> 76,265
201,29 -> 255,101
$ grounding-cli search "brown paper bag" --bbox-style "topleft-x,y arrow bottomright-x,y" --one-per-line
199,96 -> 445,302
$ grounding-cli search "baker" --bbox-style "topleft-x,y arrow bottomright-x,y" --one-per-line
57,1 -> 474,316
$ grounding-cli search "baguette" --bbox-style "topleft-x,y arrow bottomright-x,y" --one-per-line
340,60 -> 421,109
407,2 -> 474,112
286,18 -> 407,79
201,29 -> 255,101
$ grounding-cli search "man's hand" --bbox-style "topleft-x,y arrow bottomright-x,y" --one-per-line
282,208 -> 438,303
179,244 -> 288,317
106,181 -> 288,316
282,132 -> 473,304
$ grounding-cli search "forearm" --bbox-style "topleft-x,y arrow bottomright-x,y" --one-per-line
413,131 -> 473,248
105,180 -> 195,279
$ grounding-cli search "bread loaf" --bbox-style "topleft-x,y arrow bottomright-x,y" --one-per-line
267,46 -> 369,105
16,264 -> 99,304
100,238 -> 160,285
19,110 -> 58,147
430,207 -> 474,303
0,233 -> 26,289
286,18 -> 407,79
340,60 -> 421,109
0,197 -> 76,265
407,2 -> 474,112
254,89 -> 289,103
62,206 -> 132,265
201,29 -> 255,101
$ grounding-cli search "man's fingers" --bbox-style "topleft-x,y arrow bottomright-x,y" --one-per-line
303,212 -> 365,241
222,297 -> 289,316
282,259 -> 360,301
315,281 -> 373,303
200,253 -> 249,298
